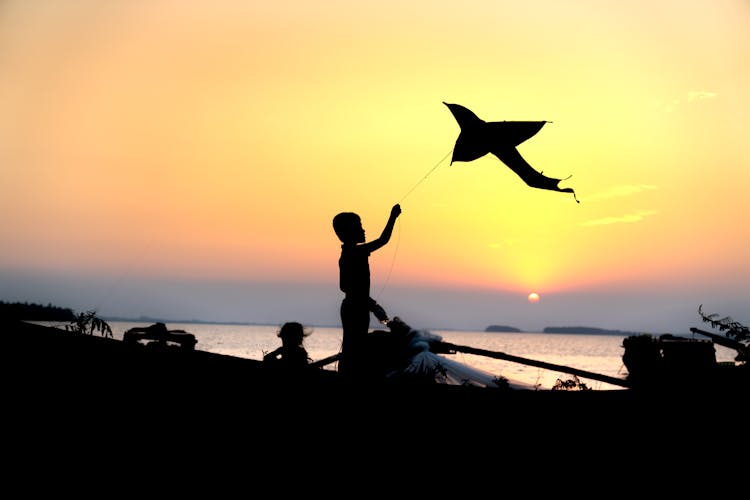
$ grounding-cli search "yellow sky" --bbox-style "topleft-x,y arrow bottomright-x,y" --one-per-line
1,0 -> 748,328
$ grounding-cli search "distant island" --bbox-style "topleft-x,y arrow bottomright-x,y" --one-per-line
484,324 -> 644,335
100,315 -> 272,327
485,325 -> 523,332
543,326 -> 641,336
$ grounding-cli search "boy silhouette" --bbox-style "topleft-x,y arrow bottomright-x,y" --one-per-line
332,203 -> 401,377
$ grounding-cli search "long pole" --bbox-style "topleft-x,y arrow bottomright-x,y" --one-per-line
690,327 -> 748,356
436,341 -> 632,388
309,352 -> 341,369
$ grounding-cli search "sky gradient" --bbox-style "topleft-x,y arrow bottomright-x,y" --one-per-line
2,0 -> 748,333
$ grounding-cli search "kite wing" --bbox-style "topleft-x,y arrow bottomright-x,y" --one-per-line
444,102 -> 578,203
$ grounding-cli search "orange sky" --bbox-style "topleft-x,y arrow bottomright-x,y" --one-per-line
1,0 -> 748,331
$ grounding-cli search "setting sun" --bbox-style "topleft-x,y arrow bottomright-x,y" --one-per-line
528,292 -> 540,303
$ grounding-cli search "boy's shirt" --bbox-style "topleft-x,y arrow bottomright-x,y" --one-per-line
338,243 -> 371,301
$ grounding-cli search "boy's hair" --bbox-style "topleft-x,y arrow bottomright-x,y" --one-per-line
332,212 -> 360,242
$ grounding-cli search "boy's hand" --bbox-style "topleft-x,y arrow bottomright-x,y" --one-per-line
391,204 -> 401,219
372,303 -> 389,323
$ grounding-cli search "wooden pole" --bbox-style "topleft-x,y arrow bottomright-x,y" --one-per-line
309,353 -> 341,369
436,341 -> 632,388
690,327 -> 748,356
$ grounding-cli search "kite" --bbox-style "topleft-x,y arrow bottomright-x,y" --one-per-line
444,102 -> 578,203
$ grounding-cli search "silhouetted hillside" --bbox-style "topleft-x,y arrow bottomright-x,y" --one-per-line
0,300 -> 75,321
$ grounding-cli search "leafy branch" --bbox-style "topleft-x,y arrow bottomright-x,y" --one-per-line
698,304 -> 749,343
65,310 -> 113,338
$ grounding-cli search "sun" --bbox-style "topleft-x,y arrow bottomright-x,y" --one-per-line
527,292 -> 540,303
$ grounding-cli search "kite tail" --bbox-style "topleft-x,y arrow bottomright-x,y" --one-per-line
555,186 -> 579,203
558,174 -> 579,203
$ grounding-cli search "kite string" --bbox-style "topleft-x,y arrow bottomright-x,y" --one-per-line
373,220 -> 401,304
375,148 -> 452,304
398,148 -> 453,203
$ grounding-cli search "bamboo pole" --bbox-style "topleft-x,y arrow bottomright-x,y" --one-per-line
690,327 -> 748,356
436,341 -> 632,388
309,352 -> 341,369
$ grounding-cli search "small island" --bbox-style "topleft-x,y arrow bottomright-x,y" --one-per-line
483,324 -> 644,335
543,326 -> 640,336
485,325 -> 522,333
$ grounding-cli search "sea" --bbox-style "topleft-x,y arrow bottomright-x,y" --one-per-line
90,320 -> 739,391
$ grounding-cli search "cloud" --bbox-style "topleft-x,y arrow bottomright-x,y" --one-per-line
579,210 -> 658,227
655,90 -> 718,112
687,91 -> 718,102
586,184 -> 657,202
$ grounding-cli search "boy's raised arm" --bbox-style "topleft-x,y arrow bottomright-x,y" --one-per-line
369,204 -> 401,250
385,204 -> 401,231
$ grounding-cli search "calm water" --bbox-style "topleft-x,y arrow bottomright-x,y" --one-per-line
94,321 -> 738,391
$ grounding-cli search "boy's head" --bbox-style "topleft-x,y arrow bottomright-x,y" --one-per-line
332,212 -> 365,244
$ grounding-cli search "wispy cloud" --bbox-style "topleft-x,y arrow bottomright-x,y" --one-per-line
579,210 -> 658,227
586,184 -> 657,202
687,91 -> 718,102
656,90 -> 718,112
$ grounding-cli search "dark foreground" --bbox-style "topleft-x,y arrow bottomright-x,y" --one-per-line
3,318 -> 747,482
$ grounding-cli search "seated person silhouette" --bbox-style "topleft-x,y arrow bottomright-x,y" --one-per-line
263,321 -> 312,370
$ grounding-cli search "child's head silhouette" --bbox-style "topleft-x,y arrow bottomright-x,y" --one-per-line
332,212 -> 365,244
277,321 -> 309,346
